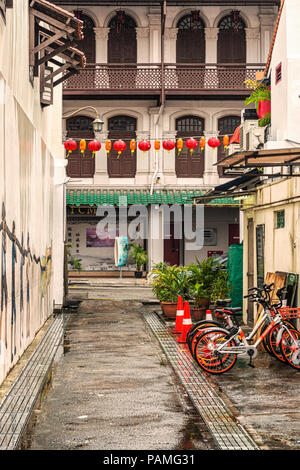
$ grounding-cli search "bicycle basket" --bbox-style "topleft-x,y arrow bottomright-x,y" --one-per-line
279,307 -> 300,319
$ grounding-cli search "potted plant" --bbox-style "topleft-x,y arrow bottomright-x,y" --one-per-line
210,267 -> 231,305
189,282 -> 210,321
244,78 -> 271,119
129,243 -> 148,278
149,265 -> 189,318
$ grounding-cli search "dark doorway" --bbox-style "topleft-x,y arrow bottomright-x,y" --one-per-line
164,222 -> 180,266
217,14 -> 246,88
176,13 -> 205,63
108,13 -> 137,64
108,115 -> 137,178
66,116 -> 95,178
218,115 -> 241,177
79,14 -> 96,64
228,223 -> 240,246
175,116 -> 205,178
176,13 -> 205,89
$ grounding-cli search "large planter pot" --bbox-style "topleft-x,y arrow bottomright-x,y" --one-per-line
257,99 -> 271,119
191,307 -> 206,322
161,302 -> 178,319
134,271 -> 143,278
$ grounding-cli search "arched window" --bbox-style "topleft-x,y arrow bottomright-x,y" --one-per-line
78,14 -> 96,64
108,13 -> 137,63
217,115 -> 241,177
175,116 -> 205,178
108,115 -> 137,178
66,116 -> 95,178
217,13 -> 246,64
176,13 -> 205,63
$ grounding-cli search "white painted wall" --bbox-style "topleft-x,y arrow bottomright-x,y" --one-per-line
0,4 -> 65,383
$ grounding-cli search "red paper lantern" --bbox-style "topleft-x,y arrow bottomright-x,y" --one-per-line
185,137 -> 198,154
138,140 -> 151,154
88,139 -> 101,158
208,137 -> 221,150
162,139 -> 175,154
113,139 -> 127,157
64,139 -> 77,158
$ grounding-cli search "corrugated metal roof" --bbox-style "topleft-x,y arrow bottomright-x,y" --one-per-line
66,189 -> 240,207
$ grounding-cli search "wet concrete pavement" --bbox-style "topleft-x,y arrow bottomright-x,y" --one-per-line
28,288 -> 300,451
29,300 -> 216,451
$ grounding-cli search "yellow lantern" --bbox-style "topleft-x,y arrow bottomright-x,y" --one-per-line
80,139 -> 86,157
177,138 -> 183,154
105,139 -> 112,156
199,137 -> 206,151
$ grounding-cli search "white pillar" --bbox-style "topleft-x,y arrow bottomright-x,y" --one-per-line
52,158 -> 68,309
245,28 -> 261,63
148,204 -> 164,270
203,130 -> 220,186
258,10 -> 277,62
205,27 -> 219,63
94,131 -> 109,184
136,27 -> 150,63
148,9 -> 161,63
135,131 -> 151,185
94,27 -> 109,63
164,28 -> 178,63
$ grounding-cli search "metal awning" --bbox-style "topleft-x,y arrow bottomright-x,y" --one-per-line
193,170 -> 261,203
216,147 -> 300,175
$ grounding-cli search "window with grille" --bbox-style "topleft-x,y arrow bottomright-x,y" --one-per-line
176,116 -> 204,135
177,14 -> 204,30
275,210 -> 285,229
218,14 -> 245,31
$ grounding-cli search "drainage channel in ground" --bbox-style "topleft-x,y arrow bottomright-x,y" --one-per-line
0,313 -> 70,450
143,311 -> 260,451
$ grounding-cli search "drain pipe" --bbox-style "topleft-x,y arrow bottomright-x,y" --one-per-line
150,104 -> 164,195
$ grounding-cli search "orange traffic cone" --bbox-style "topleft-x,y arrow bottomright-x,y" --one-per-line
205,309 -> 213,321
171,296 -> 184,334
177,301 -> 193,343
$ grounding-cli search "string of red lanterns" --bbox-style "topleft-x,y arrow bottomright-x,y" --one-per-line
64,136 -> 229,157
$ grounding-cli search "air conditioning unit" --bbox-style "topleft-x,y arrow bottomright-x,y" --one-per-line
240,120 -> 265,151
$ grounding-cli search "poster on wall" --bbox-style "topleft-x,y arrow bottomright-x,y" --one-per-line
86,228 -> 119,248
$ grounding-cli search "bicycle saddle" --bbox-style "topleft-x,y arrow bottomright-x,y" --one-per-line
216,307 -> 243,316
216,299 -> 232,307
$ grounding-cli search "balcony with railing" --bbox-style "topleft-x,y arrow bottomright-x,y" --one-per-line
63,63 -> 265,97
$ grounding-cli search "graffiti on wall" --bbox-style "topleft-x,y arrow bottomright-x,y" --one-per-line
0,202 -> 52,364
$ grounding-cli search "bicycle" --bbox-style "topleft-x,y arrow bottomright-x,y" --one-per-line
193,287 -> 300,374
186,300 -> 242,356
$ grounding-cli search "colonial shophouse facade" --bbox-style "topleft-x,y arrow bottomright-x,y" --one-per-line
53,0 -> 280,273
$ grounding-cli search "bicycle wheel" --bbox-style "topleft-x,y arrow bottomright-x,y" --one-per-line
280,328 -> 300,370
187,320 -> 221,356
265,321 -> 297,363
194,328 -> 237,374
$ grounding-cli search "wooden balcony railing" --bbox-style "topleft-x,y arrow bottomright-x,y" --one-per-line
63,63 -> 265,96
